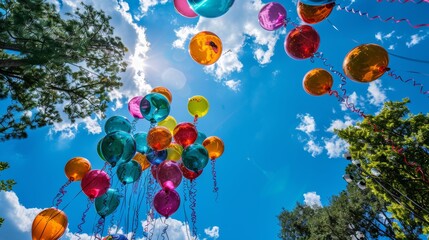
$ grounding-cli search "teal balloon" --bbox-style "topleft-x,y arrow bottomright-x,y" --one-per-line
95,188 -> 121,217
101,131 -> 136,167
195,131 -> 207,145
97,138 -> 105,161
146,148 -> 168,165
105,116 -> 132,134
188,0 -> 234,18
117,160 -> 142,184
182,144 -> 209,172
140,93 -> 170,123
134,132 -> 149,154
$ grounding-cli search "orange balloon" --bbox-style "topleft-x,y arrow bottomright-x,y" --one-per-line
32,208 -> 68,240
133,152 -> 151,171
147,126 -> 172,151
303,68 -> 333,96
189,31 -> 222,65
343,43 -> 389,83
297,1 -> 335,24
64,157 -> 91,181
202,136 -> 225,160
151,86 -> 172,103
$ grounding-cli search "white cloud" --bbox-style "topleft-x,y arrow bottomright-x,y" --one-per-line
367,80 -> 387,107
324,136 -> 349,158
375,32 -> 382,42
375,31 -> 395,43
341,92 -> 358,111
138,0 -> 168,15
388,44 -> 395,50
296,114 -> 316,135
304,140 -> 323,157
223,80 -> 241,92
326,116 -> 355,133
406,32 -> 428,48
48,116 -> 102,140
204,226 -> 220,239
303,192 -> 322,209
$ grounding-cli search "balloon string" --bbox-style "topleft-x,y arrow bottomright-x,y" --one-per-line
189,180 -> 198,237
76,199 -> 93,240
52,180 -> 72,208
387,71 -> 429,98
93,217 -> 105,240
376,0 -> 429,3
161,218 -> 170,240
132,118 -> 138,134
336,4 -> 429,28
146,175 -> 156,240
211,160 -> 219,201
182,180 -> 193,240
132,176 -> 147,240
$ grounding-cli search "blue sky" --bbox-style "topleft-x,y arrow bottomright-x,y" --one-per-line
0,0 -> 428,239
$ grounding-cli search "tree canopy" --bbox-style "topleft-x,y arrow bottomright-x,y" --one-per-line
0,0 -> 127,140
0,161 -> 15,227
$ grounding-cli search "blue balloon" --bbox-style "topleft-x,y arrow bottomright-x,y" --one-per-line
104,234 -> 128,240
195,131 -> 207,145
146,148 -> 168,165
117,160 -> 142,184
188,0 -> 234,18
105,116 -> 132,134
140,93 -> 170,123
95,188 -> 121,217
299,0 -> 335,6
101,131 -> 136,167
182,144 -> 209,172
97,138 -> 105,161
134,132 -> 149,154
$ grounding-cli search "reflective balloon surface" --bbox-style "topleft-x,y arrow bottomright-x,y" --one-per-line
128,96 -> 143,119
153,189 -> 181,218
151,86 -> 173,103
95,188 -> 121,217
174,0 -> 198,18
146,148 -> 168,165
147,126 -> 172,151
182,144 -> 209,172
258,2 -> 287,31
117,160 -> 142,184
157,116 -> 177,134
166,143 -> 183,162
133,152 -> 151,171
81,170 -> 110,199
101,131 -> 136,167
202,136 -> 225,159
104,116 -> 132,134
285,25 -> 320,59
302,68 -> 333,96
157,160 -> 182,189
140,93 -> 170,123
64,157 -> 91,181
297,1 -> 334,24
32,208 -> 68,240
134,132 -> 149,154
180,163 -> 202,181
187,0 -> 234,18
189,31 -> 222,65
188,95 -> 209,118
299,0 -> 335,6
173,122 -> 198,148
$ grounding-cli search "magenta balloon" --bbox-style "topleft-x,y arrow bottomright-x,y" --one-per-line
163,180 -> 175,191
128,96 -> 143,119
174,0 -> 198,18
81,170 -> 110,199
153,189 -> 180,218
156,160 -> 182,189
258,2 -> 287,31
151,165 -> 158,179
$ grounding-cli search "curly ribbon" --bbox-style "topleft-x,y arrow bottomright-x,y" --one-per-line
93,217 -> 105,240
161,218 -> 170,240
131,118 -> 138,134
132,177 -> 146,240
189,180 -> 198,237
182,180 -> 193,240
211,160 -> 219,200
52,180 -> 72,208
387,71 -> 429,98
75,199 -> 93,240
336,5 -> 429,28
376,0 -> 429,3
145,175 -> 156,240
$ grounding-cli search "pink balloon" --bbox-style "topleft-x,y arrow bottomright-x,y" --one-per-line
81,170 -> 110,199
162,180 -> 175,191
153,189 -> 180,218
174,0 -> 198,18
258,2 -> 287,31
156,160 -> 182,189
128,96 -> 143,119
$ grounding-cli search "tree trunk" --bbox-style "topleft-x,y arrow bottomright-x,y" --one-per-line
0,59 -> 26,68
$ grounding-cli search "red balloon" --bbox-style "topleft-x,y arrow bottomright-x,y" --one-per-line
284,25 -> 320,59
151,165 -> 158,179
157,160 -> 182,189
81,170 -> 110,199
180,163 -> 202,181
173,122 -> 198,148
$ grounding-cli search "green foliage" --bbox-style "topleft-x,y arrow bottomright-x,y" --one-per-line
0,161 -> 15,228
0,0 -> 127,140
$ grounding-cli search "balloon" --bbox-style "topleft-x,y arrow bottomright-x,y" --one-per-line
64,157 -> 91,181
140,93 -> 170,123
134,132 -> 149,154
188,95 -> 209,118
128,96 -> 144,119
81,170 -> 110,199
285,25 -> 320,60
147,126 -> 172,151
103,234 -> 128,240
187,0 -> 234,18
158,116 -> 177,134
117,160 -> 142,184
104,116 -> 132,134
202,136 -> 225,159
174,0 -> 198,18
189,31 -> 222,65
162,180 -> 175,191
95,188 -> 121,218
195,131 -> 207,144
133,152 -> 151,171
297,1 -> 335,24
166,143 -> 183,162
173,122 -> 198,148
258,2 -> 287,31
32,208 -> 68,240
182,144 -> 209,172
153,189 -> 180,218
343,43 -> 389,83
299,0 -> 335,6
97,138 -> 106,161
302,68 -> 333,96
180,163 -> 202,181
156,160 -> 182,189
151,86 -> 173,103
101,131 -> 136,167
151,164 -> 158,179
146,148 -> 168,165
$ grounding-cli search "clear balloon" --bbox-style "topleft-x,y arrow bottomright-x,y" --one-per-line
128,96 -> 144,119
101,131 -> 136,167
156,160 -> 183,189
81,170 -> 110,199
157,116 -> 177,134
297,1 -> 335,24
202,136 -> 225,159
180,163 -> 202,181
146,148 -> 168,165
343,43 -> 389,83
32,208 -> 68,240
258,2 -> 287,31
187,0 -> 234,18
189,31 -> 222,65
64,157 -> 91,181
302,68 -> 333,96
117,160 -> 142,184
174,0 -> 198,18
182,144 -> 209,172
95,188 -> 121,218
140,93 -> 171,123
147,126 -> 172,151
166,143 -> 183,162
133,152 -> 151,171
153,188 -> 181,218
173,122 -> 198,148
104,116 -> 132,134
134,132 -> 149,154
151,86 -> 173,103
285,25 -> 320,60
188,95 -> 209,118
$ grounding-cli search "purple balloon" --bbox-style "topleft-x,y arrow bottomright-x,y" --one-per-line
174,0 -> 198,18
128,96 -> 143,119
156,160 -> 182,189
258,2 -> 287,31
153,189 -> 180,218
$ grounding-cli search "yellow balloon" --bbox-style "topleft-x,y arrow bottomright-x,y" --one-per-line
133,152 -> 151,171
343,43 -> 389,83
189,31 -> 222,65
158,116 -> 177,133
303,68 -> 333,96
202,136 -> 225,160
166,143 -> 183,162
64,157 -> 92,181
32,208 -> 68,240
188,95 -> 209,118
151,86 -> 172,103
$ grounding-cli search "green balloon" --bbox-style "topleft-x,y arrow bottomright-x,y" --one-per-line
95,188 -> 121,218
182,144 -> 209,172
